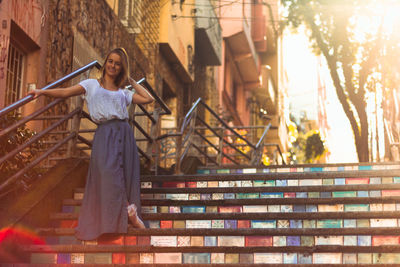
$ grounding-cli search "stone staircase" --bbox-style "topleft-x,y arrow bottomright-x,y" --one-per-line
22,162 -> 400,265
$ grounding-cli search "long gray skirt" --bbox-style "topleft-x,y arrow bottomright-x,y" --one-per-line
75,119 -> 142,241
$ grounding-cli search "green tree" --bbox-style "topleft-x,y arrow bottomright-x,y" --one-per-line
305,131 -> 325,163
288,119 -> 326,164
282,0 -> 400,162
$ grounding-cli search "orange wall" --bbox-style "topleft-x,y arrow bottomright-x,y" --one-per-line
218,0 -> 252,38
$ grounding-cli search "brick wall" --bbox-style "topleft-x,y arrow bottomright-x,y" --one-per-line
46,0 -> 149,84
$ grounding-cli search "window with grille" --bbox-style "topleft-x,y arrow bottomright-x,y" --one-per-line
6,43 -> 25,106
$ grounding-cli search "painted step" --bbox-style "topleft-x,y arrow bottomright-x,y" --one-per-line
51,211 -> 400,221
25,244 -> 400,253
139,184 -> 400,194
73,183 -> 400,201
141,170 -> 400,183
196,162 -> 400,174
25,245 -> 400,264
36,227 -> 400,236
64,196 -> 400,206
29,226 -> 400,264
63,198 -> 400,215
50,211 -> 400,231
25,163 -> 400,265
36,228 -> 400,248
20,263 -> 400,267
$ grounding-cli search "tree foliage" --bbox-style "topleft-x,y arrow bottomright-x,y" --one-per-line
305,132 -> 325,162
288,118 -> 326,164
282,0 -> 400,162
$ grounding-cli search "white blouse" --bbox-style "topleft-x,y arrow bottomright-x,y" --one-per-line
79,79 -> 135,123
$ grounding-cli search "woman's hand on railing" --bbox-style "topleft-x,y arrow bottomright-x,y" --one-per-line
27,85 -> 85,99
27,89 -> 44,99
128,77 -> 155,105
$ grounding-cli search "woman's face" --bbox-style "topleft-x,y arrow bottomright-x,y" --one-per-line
105,53 -> 123,79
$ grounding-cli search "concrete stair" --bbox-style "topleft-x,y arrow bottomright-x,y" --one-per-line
22,162 -> 400,265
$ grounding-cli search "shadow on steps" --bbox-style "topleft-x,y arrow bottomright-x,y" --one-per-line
0,158 -> 88,263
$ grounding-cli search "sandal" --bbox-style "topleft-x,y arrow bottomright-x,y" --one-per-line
127,203 -> 146,228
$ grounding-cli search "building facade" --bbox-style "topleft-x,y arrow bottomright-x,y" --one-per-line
0,0 -> 288,165
215,0 -> 288,162
0,0 -> 47,109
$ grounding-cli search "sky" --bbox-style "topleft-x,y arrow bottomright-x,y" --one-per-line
283,28 -> 358,163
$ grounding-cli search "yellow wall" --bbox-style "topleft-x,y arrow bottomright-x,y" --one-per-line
159,0 -> 195,80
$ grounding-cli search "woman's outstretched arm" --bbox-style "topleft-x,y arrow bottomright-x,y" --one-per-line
28,84 -> 85,99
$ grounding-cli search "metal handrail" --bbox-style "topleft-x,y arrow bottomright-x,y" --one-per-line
192,122 -> 285,165
264,143 -> 286,165
383,118 -> 400,161
0,60 -> 101,118
165,97 -> 261,171
137,78 -> 171,116
131,120 -> 152,142
195,125 -> 276,131
196,116 -> 250,160
181,98 -> 255,149
255,123 -> 272,149
250,122 -> 285,165
160,97 -> 288,170
201,100 -> 256,149
181,98 -> 202,132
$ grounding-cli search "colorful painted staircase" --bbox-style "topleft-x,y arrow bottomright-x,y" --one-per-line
22,162 -> 400,265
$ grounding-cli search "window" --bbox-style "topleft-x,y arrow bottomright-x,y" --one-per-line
6,42 -> 25,106
118,0 -> 143,34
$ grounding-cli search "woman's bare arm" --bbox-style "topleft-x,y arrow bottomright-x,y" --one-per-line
28,84 -> 85,99
129,78 -> 154,104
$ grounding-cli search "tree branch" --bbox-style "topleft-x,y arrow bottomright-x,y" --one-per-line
304,13 -> 361,143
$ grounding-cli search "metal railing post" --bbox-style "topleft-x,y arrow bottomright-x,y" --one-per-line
175,134 -> 183,174
150,107 -> 161,175
67,96 -> 84,158
218,128 -> 224,165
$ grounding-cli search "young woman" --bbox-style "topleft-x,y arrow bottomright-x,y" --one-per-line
28,48 -> 154,240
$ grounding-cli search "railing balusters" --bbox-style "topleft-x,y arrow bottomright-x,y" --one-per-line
158,97 -> 286,171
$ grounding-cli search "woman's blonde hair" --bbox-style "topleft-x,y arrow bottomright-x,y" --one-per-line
101,47 -> 130,88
